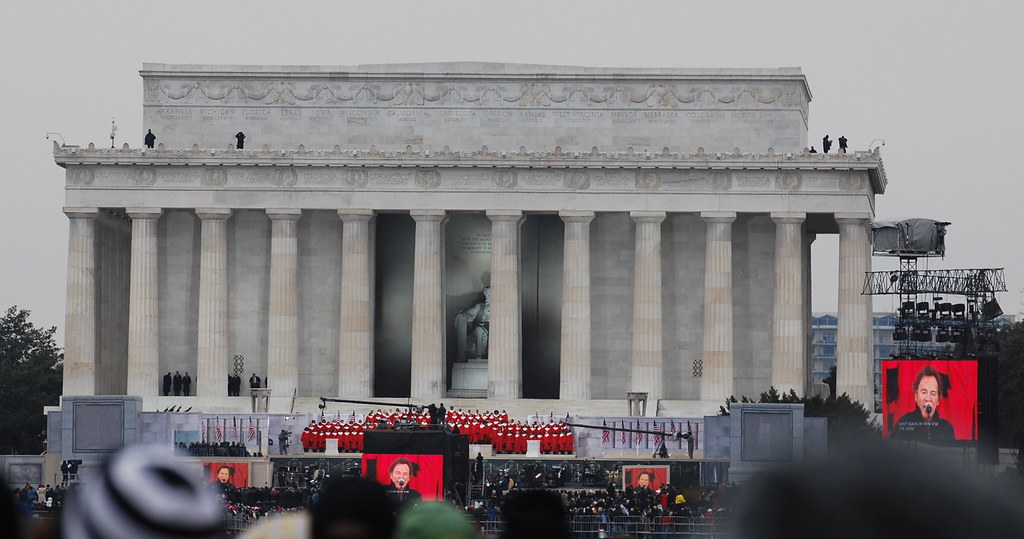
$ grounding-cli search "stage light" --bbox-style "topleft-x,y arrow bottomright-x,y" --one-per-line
893,325 -> 908,341
912,325 -> 932,342
982,299 -> 1003,321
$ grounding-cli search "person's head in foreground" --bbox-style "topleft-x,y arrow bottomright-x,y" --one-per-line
61,444 -> 222,539
729,443 -> 1024,539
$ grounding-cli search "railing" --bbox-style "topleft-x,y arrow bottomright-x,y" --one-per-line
222,512 -> 728,537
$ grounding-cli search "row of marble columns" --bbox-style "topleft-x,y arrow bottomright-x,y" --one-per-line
62,207 -> 874,408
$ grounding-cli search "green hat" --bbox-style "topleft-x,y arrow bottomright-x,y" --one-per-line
397,503 -> 476,539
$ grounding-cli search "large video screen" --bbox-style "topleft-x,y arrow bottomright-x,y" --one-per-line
362,453 -> 444,505
881,359 -> 978,442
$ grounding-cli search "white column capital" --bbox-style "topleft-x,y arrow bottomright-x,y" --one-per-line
266,209 -> 302,221
486,210 -> 524,223
338,209 -> 375,222
630,211 -> 667,224
559,210 -> 595,223
411,209 -> 448,223
126,207 -> 162,220
834,212 -> 872,225
64,207 -> 100,220
770,212 -> 807,225
196,208 -> 233,220
701,211 -> 737,224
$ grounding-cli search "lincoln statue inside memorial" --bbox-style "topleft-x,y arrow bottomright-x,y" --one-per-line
54,63 -> 884,416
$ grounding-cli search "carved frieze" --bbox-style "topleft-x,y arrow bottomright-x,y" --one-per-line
493,170 -> 518,189
149,80 -> 798,112
415,169 -> 442,189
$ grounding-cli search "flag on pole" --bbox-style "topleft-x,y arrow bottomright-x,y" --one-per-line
248,417 -> 256,441
635,427 -> 643,445
620,422 -> 627,445
602,420 -> 610,444
653,423 -> 662,445
201,422 -> 207,443
233,417 -> 239,441
215,418 -> 223,442
350,410 -> 356,422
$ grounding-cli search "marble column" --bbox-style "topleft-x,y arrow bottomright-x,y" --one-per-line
196,208 -> 231,397
836,213 -> 873,407
770,212 -> 807,395
410,210 -> 447,400
630,211 -> 666,413
63,207 -> 99,396
339,210 -> 375,398
700,212 -> 736,404
559,211 -> 594,400
126,208 -> 162,397
487,210 -> 524,399
267,209 -> 301,400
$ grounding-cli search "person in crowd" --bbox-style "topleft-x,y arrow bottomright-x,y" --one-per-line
163,372 -> 173,396
635,470 -> 654,490
62,445 -> 222,539
501,489 -> 572,539
385,458 -> 422,507
173,371 -> 183,396
311,476 -> 396,539
235,132 -> 246,150
144,129 -> 156,149
822,134 -> 832,153
730,443 -> 1024,538
891,365 -> 955,441
397,502 -> 476,539
838,135 -> 848,153
182,372 -> 192,396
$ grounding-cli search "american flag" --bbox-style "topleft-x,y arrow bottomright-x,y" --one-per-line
653,423 -> 662,445
602,420 -> 610,444
620,422 -> 627,445
247,418 -> 256,441
201,423 -> 208,443
232,418 -> 239,441
635,427 -> 643,445
215,419 -> 223,442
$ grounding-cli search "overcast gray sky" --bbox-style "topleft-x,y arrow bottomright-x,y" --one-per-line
2,0 -> 1021,345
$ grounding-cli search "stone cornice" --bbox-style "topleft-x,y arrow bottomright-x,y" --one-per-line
54,142 -> 887,193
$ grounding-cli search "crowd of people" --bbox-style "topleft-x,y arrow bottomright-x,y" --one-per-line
8,441 -> 1024,538
301,407 -> 575,455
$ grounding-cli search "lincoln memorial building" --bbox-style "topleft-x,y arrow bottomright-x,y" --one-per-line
54,63 -> 885,416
